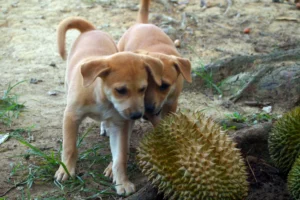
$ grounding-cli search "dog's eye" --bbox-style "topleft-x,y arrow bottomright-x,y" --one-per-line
139,87 -> 146,93
159,83 -> 170,91
115,87 -> 127,95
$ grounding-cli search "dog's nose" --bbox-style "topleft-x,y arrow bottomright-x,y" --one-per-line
145,104 -> 155,113
130,112 -> 143,120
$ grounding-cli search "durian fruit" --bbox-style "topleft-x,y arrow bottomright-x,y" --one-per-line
268,106 -> 300,174
137,112 -> 248,200
288,155 -> 300,200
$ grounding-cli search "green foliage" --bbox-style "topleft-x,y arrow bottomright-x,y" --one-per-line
225,112 -> 247,123
225,112 -> 277,126
248,113 -> 275,124
0,81 -> 25,126
268,106 -> 300,174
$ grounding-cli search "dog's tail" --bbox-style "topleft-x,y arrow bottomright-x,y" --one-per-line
137,0 -> 150,23
57,17 -> 96,60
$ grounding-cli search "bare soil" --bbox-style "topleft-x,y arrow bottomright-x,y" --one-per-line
0,0 -> 299,199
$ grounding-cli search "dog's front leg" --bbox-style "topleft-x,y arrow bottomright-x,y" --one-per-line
55,108 -> 81,181
107,120 -> 136,196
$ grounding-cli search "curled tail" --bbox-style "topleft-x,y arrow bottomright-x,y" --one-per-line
137,0 -> 150,23
57,17 -> 95,59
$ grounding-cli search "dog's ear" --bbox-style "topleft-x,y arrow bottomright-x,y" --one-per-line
174,57 -> 192,83
81,59 -> 110,87
142,56 -> 164,86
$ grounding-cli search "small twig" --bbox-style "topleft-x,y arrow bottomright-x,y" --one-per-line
276,17 -> 299,22
260,159 -> 280,172
246,157 -> 258,183
180,12 -> 187,30
224,0 -> 232,15
244,101 -> 271,107
229,65 -> 272,102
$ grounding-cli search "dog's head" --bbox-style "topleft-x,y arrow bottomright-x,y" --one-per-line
80,52 -> 163,120
137,51 -> 192,115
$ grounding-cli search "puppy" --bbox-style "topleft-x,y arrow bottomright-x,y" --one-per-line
54,17 -> 163,196
118,0 -> 192,126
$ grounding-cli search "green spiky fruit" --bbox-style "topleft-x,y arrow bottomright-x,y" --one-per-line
268,106 -> 300,174
288,155 -> 300,199
137,112 -> 248,200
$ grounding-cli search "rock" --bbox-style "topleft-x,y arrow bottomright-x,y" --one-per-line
17,186 -> 24,191
262,106 -> 272,113
161,25 -> 177,40
48,91 -> 58,96
11,2 -> 18,8
150,14 -> 180,25
2,8 -> 8,14
174,39 -> 181,48
30,78 -> 43,84
49,62 -> 57,67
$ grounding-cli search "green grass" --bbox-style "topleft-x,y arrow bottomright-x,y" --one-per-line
5,127 -> 115,199
0,81 -> 25,126
0,82 -> 116,199
193,61 -> 223,95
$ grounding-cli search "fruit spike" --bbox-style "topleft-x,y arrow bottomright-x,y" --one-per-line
137,112 -> 249,200
268,106 -> 300,174
288,155 -> 300,199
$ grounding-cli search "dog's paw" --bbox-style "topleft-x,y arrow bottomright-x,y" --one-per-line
54,165 -> 75,182
103,162 -> 113,178
115,180 -> 136,196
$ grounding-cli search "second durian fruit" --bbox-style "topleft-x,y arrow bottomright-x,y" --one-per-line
268,106 -> 300,174
137,112 -> 248,200
288,155 -> 300,200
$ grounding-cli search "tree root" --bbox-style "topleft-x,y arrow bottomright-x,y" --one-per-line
199,48 -> 300,83
229,65 -> 273,102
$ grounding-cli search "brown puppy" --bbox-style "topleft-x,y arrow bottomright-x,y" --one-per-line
55,17 -> 163,196
118,0 -> 192,126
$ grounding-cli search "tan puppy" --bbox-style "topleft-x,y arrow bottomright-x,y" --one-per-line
55,17 -> 163,196
118,0 -> 192,126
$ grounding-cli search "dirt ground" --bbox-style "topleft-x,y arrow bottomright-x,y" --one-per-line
0,0 -> 299,199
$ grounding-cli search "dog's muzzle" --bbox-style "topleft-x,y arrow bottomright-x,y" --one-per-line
130,112 -> 143,120
145,104 -> 155,113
